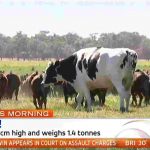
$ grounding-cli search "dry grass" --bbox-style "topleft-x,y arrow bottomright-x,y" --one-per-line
0,94 -> 150,118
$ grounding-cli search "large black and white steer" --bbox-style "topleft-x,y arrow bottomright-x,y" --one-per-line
42,47 -> 137,112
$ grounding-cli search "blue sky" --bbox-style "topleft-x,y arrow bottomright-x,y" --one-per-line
0,0 -> 150,38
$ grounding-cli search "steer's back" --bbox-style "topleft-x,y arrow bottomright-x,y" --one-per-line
74,47 -> 137,90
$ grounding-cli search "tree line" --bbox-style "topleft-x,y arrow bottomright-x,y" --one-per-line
0,31 -> 150,60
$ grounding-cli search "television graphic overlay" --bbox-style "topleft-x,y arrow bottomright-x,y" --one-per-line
0,112 -> 150,148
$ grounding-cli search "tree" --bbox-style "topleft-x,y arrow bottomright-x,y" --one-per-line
0,31 -> 150,59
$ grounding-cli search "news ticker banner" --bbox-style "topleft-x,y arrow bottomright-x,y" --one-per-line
0,110 -> 150,148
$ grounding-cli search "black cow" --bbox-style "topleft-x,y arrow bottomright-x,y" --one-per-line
60,81 -> 107,107
90,89 -> 107,107
61,82 -> 78,105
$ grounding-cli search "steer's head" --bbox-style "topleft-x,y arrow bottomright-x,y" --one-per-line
129,51 -> 138,69
42,61 -> 60,87
121,50 -> 138,70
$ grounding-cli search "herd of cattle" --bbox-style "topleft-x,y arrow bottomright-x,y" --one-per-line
0,47 -> 150,112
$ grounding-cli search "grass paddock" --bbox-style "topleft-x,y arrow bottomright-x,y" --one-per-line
0,59 -> 150,118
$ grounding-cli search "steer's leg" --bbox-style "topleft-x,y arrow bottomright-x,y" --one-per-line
111,79 -> 130,112
131,93 -> 137,106
37,97 -> 42,109
76,85 -> 93,112
90,92 -> 95,106
84,88 -> 93,112
138,93 -> 143,107
143,89 -> 149,106
43,98 -> 47,110
125,90 -> 131,112
76,93 -> 84,111
120,94 -> 125,112
33,96 -> 38,109
64,95 -> 68,105
102,90 -> 107,106
15,88 -> 19,101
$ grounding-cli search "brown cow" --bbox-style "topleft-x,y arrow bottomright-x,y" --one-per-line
20,71 -> 38,96
31,74 -> 49,109
5,72 -> 21,100
131,69 -> 150,107
0,73 -> 8,102
28,71 -> 38,85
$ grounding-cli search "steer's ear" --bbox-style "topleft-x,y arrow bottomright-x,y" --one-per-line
48,61 -> 53,66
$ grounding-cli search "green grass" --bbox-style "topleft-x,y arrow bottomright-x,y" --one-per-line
0,59 -> 150,118
136,60 -> 150,71
0,59 -> 48,75
0,59 -> 149,75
